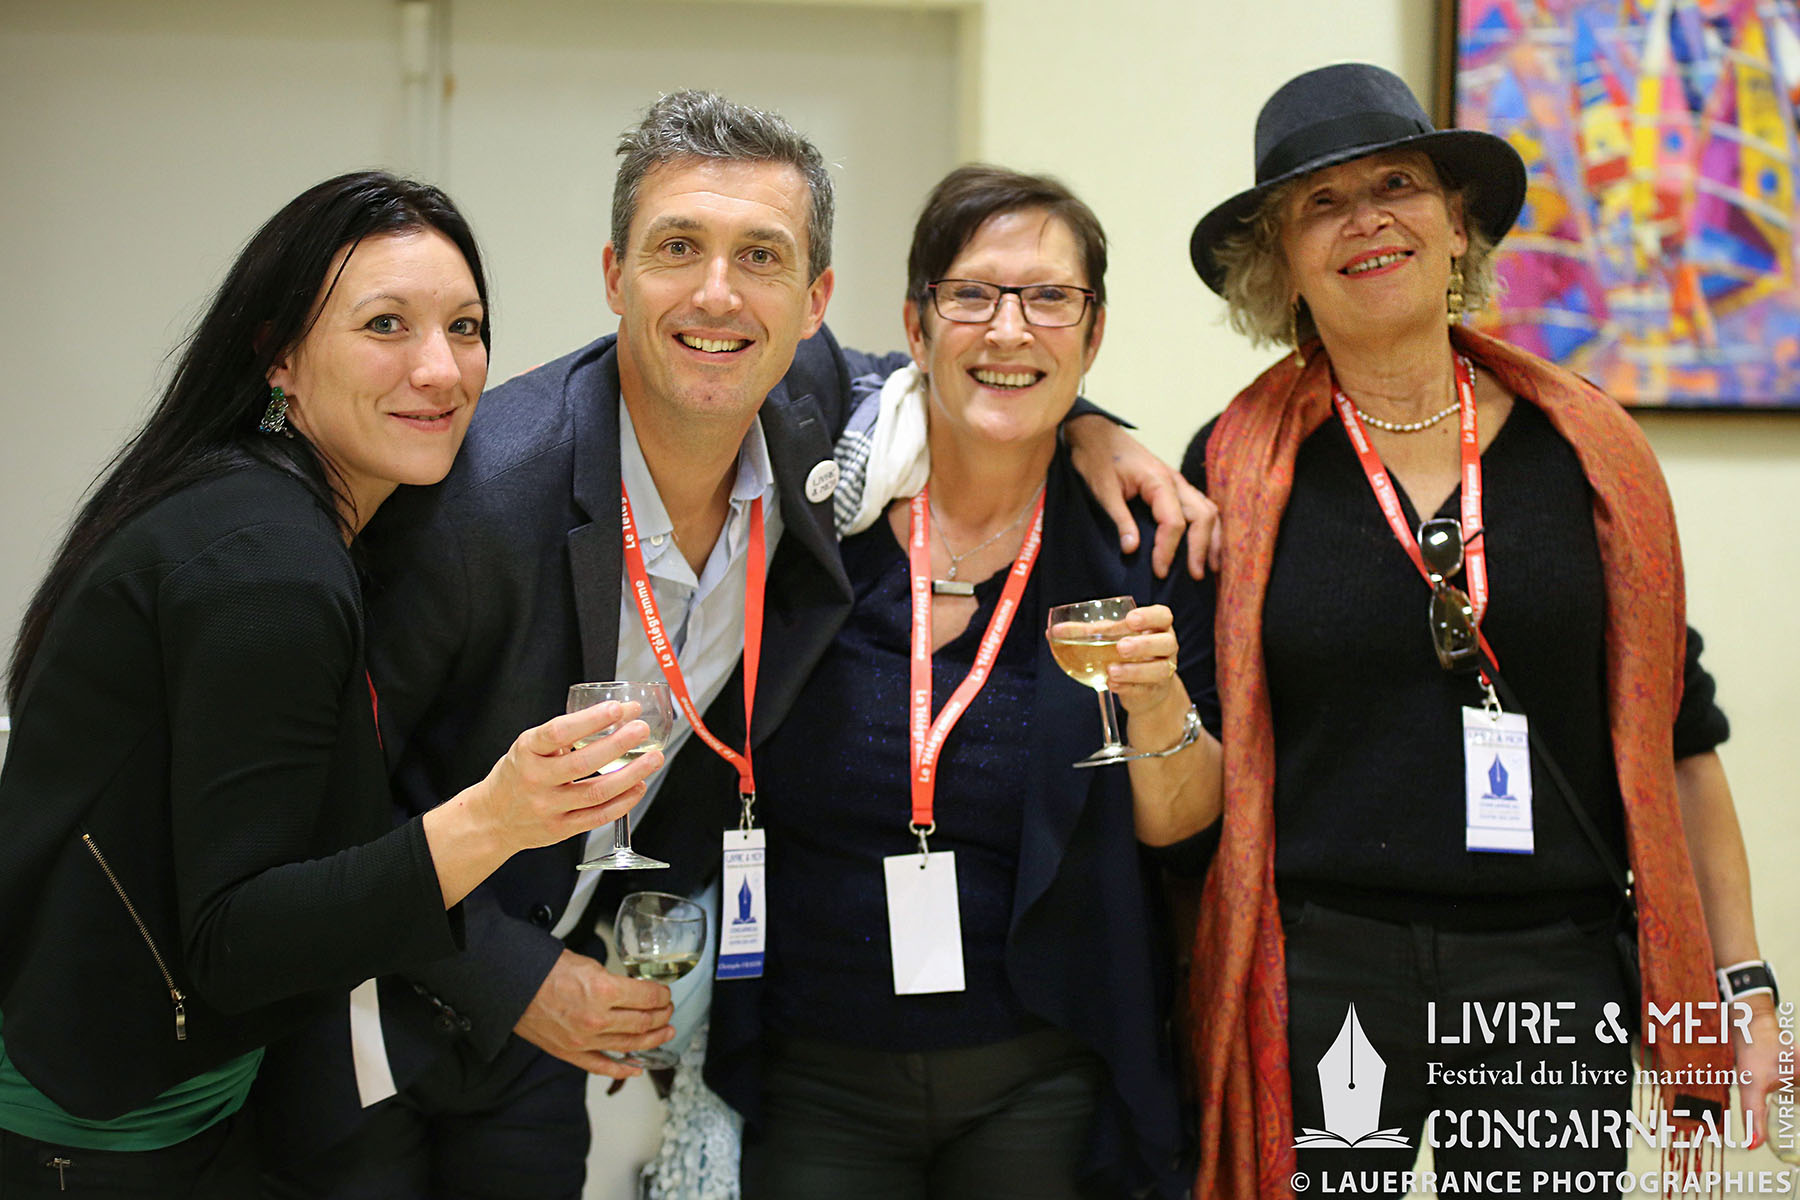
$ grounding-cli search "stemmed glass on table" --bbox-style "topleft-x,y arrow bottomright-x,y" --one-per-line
610,891 -> 708,1068
565,681 -> 676,870
1046,595 -> 1153,769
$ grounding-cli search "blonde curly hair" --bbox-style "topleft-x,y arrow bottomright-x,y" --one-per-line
1212,170 -> 1500,350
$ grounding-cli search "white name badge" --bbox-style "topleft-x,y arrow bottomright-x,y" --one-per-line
717,829 -> 767,979
882,851 -> 966,995
348,978 -> 397,1108
1463,707 -> 1534,854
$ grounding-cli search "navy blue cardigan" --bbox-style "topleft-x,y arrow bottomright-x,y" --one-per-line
705,445 -> 1214,1199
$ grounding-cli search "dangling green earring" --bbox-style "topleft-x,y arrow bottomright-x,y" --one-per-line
259,386 -> 290,435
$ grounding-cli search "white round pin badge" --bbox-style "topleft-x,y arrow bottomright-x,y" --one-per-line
804,459 -> 840,504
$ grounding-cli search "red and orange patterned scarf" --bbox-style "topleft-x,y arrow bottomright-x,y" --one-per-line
1192,326 -> 1733,1199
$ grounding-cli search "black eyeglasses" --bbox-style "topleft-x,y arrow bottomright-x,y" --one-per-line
1418,518 -> 1480,671
926,279 -> 1097,328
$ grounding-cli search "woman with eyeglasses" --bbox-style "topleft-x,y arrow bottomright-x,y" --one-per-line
700,164 -> 1219,1200
1179,64 -> 1777,1198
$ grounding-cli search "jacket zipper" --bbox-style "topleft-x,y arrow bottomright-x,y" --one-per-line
81,833 -> 187,1041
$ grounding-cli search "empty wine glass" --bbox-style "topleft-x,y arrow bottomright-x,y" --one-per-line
1046,595 -> 1151,768
566,681 -> 675,870
611,891 -> 707,1068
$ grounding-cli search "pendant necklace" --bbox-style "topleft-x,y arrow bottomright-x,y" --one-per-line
929,483 -> 1045,596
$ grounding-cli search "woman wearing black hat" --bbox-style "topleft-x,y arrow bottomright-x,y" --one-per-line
1180,63 -> 1777,1198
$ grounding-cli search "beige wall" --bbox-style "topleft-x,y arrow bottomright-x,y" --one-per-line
1,0 -> 1794,1186
964,0 -> 1441,457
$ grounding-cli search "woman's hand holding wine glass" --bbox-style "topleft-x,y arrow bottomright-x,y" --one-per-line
1076,600 -> 1215,847
1047,596 -> 1186,767
422,699 -> 665,907
1104,602 -> 1194,762
487,697 -> 666,847
566,682 -> 677,870
1101,603 -> 1185,715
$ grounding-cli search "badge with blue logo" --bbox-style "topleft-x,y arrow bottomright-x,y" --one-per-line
717,829 -> 766,978
1462,706 -> 1533,854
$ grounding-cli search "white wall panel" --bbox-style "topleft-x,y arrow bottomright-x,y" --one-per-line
0,0 -> 409,676
443,0 -> 959,385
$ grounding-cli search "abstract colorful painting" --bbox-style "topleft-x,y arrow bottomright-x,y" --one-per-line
1449,0 -> 1800,406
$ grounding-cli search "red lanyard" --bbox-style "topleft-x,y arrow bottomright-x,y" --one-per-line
620,484 -> 764,801
1333,355 -> 1495,665
906,486 -> 1045,835
366,672 -> 382,750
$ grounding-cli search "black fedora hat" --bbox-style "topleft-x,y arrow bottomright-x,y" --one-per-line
1188,62 -> 1526,295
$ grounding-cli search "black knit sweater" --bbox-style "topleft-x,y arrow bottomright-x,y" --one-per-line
1182,401 -> 1727,929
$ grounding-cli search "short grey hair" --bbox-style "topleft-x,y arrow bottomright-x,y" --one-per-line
1213,175 -> 1501,349
611,90 -> 835,282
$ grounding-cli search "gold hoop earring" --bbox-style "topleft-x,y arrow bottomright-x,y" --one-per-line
1447,258 -> 1466,325
1289,303 -> 1306,368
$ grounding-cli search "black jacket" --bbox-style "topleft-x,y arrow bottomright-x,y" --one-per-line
0,462 -> 459,1119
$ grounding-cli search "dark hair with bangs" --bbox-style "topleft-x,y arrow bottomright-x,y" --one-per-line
7,170 -> 489,709
905,164 -> 1107,331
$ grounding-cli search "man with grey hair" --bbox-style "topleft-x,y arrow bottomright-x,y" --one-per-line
257,90 -> 1201,1198
612,89 -> 838,285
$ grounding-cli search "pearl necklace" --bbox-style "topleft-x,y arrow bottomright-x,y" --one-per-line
1353,398 -> 1460,434
929,483 -> 1044,596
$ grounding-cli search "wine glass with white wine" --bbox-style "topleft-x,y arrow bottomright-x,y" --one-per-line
1046,595 -> 1152,768
566,681 -> 675,870
611,891 -> 707,1068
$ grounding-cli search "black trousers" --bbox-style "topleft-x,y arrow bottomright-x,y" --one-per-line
742,1026 -> 1106,1200
0,1113 -> 255,1199
258,1036 -> 588,1200
1283,900 -> 1633,1200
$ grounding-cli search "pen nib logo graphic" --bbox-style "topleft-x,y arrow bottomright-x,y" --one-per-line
1293,1004 -> 1413,1149
734,877 -> 755,925
1486,755 -> 1510,799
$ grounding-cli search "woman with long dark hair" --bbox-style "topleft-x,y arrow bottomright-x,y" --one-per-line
0,171 -> 668,1194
